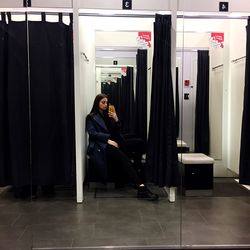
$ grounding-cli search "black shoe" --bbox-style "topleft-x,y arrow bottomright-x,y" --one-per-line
137,186 -> 159,201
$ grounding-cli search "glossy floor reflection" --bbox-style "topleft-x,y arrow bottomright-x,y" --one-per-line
0,178 -> 250,250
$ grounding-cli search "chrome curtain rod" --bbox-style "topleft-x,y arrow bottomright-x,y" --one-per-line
0,11 -> 72,16
177,15 -> 248,20
231,56 -> 246,63
212,64 -> 223,70
79,13 -> 155,18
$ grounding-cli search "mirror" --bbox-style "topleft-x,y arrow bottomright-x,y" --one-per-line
95,31 -> 150,139
178,14 -> 250,246
176,17 -> 246,178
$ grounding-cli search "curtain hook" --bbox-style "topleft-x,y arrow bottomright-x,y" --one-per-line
58,13 -> 63,23
41,12 -> 46,22
69,13 -> 73,24
7,12 -> 11,23
1,12 -> 6,23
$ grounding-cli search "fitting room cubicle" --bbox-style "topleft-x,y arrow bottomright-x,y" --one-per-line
1,0 -> 250,249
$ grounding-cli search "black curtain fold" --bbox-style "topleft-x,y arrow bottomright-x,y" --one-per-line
135,49 -> 147,142
120,67 -> 135,134
29,19 -> 75,185
116,78 -> 122,117
0,13 -> 75,188
195,50 -> 210,155
146,14 -> 178,187
101,81 -> 121,118
0,13 -> 11,186
7,19 -> 30,188
175,67 -> 180,138
239,17 -> 250,185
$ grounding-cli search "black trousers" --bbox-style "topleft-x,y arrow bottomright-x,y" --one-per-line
120,137 -> 146,169
106,144 -> 142,186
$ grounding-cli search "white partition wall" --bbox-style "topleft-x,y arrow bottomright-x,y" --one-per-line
228,19 -> 247,174
79,0 -> 170,10
179,0 -> 250,12
0,0 -> 23,8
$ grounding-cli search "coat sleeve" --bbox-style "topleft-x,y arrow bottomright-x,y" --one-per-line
86,117 -> 110,143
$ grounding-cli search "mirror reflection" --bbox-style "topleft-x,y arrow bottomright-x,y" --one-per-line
177,17 -> 247,178
178,14 -> 250,246
95,31 -> 149,140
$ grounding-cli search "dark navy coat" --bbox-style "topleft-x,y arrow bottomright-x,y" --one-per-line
86,112 -> 122,182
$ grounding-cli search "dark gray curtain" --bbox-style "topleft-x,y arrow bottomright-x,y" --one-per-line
176,67 -> 180,137
0,13 -> 75,188
239,17 -> 250,185
0,13 -> 11,186
146,14 -> 178,187
135,49 -> 147,142
120,67 -> 135,134
7,15 -> 31,188
29,14 -> 75,186
195,50 -> 210,154
101,80 -> 122,118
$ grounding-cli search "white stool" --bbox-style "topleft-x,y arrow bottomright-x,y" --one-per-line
178,153 -> 214,196
177,140 -> 189,153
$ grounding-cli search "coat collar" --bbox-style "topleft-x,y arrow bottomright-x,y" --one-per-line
93,113 -> 108,131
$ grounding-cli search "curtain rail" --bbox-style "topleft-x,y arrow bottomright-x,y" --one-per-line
78,13 -> 155,18
0,11 -> 71,16
177,15 -> 248,20
231,56 -> 246,63
212,64 -> 223,70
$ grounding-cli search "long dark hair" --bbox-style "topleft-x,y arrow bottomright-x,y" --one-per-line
89,93 -> 109,116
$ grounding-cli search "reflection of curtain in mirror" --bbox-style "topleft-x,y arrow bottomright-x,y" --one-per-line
0,12 -> 75,190
239,17 -> 250,185
176,67 -> 180,137
101,81 -> 122,118
120,67 -> 135,134
146,14 -> 178,187
0,13 -> 11,186
135,49 -> 147,142
101,82 -> 113,102
195,50 -> 210,155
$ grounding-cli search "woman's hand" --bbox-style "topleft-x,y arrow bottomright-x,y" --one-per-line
107,139 -> 119,148
108,111 -> 119,122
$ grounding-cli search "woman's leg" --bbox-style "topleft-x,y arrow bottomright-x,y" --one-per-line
106,145 -> 159,201
120,137 -> 146,181
106,144 -> 142,186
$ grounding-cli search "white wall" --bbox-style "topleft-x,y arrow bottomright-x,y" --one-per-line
179,0 -> 250,12
96,31 -> 147,47
209,20 -> 228,167
31,0 -> 72,8
176,18 -> 226,174
0,0 -> 23,8
228,19 -> 247,174
96,58 -> 136,65
79,16 -> 154,114
210,67 -> 223,160
79,0 -> 170,10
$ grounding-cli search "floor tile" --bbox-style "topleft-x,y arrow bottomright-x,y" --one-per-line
94,221 -> 164,239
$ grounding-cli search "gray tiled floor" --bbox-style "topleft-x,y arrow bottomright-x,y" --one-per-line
0,179 -> 250,250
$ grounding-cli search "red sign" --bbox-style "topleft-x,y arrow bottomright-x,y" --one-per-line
138,32 -> 151,48
210,32 -> 224,48
184,80 -> 190,87
121,67 -> 127,76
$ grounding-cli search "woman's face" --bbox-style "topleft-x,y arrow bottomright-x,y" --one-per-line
99,97 -> 108,111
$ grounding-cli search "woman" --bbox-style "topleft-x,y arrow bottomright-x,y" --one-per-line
86,93 -> 158,201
